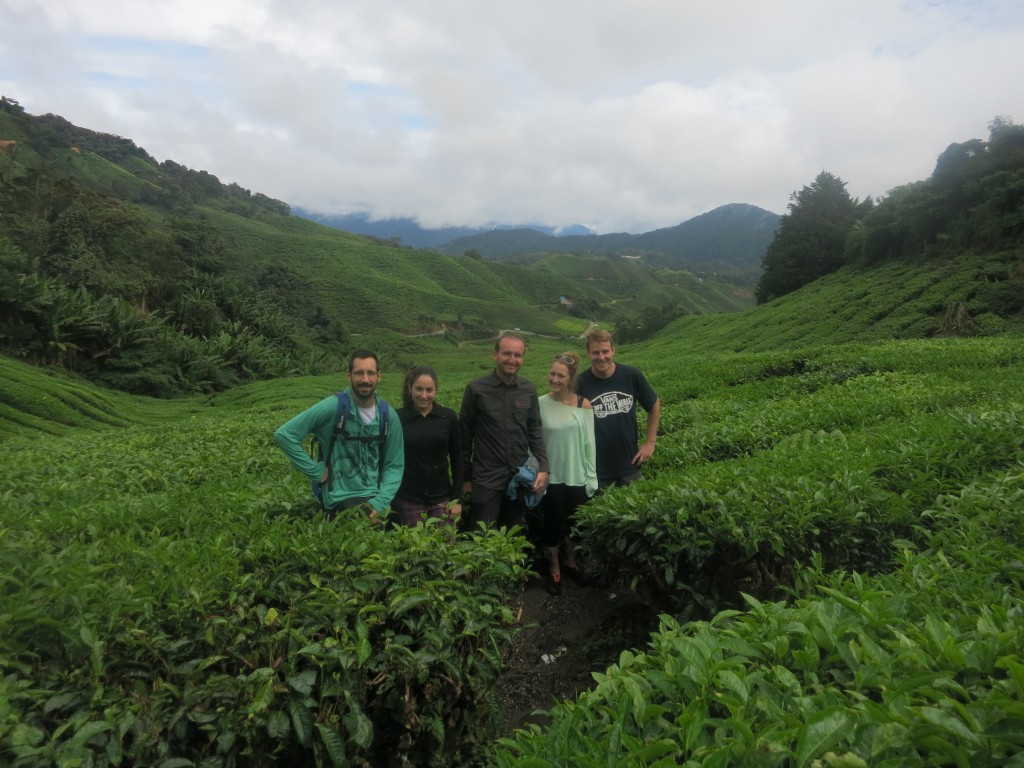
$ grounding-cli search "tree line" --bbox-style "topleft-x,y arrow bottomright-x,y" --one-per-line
756,117 -> 1024,315
4,95 -> 1021,398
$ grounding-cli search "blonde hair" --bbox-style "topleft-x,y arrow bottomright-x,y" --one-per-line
585,328 -> 614,350
552,351 -> 581,393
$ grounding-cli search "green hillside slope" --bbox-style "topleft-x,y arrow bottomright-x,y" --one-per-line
647,251 -> 1024,356
2,99 -> 750,398
0,356 -> 197,440
532,253 -> 753,312
170,208 -> 751,335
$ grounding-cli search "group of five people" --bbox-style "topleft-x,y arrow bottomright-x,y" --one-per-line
274,328 -> 659,595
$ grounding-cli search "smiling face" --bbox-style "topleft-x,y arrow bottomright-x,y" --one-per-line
547,360 -> 572,396
493,336 -> 526,382
347,356 -> 380,405
587,340 -> 616,379
410,373 -> 437,414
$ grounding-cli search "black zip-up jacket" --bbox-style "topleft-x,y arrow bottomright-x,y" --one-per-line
459,371 -> 549,491
395,403 -> 464,504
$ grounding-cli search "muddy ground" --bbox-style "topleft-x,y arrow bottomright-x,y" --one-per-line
493,570 -> 662,734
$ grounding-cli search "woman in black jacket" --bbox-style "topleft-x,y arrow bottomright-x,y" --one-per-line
392,366 -> 464,527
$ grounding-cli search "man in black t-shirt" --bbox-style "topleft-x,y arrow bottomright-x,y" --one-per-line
576,329 -> 660,489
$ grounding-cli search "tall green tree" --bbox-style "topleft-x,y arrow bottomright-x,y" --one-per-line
851,118 -> 1024,264
755,171 -> 859,303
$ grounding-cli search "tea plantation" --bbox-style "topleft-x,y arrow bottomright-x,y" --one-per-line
2,327 -> 1023,765
500,336 -> 1024,766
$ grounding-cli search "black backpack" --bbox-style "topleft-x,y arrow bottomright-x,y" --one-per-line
311,392 -> 391,506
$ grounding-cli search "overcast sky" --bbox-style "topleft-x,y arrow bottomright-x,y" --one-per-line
3,1 -> 1023,233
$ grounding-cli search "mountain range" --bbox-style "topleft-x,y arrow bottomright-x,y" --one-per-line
296,203 -> 781,277
437,203 -> 780,270
292,209 -> 595,249
0,96 -> 759,398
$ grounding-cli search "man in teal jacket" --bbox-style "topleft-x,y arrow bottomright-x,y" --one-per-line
274,349 -> 404,521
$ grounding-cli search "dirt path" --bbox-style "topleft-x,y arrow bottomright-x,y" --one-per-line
494,571 -> 661,734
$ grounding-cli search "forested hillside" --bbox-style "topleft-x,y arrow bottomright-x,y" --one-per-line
0,97 -> 748,397
2,96 -> 1021,404
756,118 -> 1024,313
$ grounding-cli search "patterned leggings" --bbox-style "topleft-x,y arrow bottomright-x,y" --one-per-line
390,498 -> 452,527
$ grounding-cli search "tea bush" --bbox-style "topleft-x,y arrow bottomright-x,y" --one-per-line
491,337 -> 1024,765
0,403 -> 529,766
576,336 -> 1024,617
497,463 -> 1024,766
4,334 -> 1024,766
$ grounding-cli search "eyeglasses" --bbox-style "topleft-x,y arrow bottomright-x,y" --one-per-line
552,354 -> 576,366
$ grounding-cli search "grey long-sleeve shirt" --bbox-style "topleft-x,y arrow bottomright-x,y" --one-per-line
459,371 -> 549,491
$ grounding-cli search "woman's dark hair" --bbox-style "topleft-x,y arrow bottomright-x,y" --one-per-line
402,365 -> 439,408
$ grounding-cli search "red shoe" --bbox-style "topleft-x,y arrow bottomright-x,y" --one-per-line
546,571 -> 562,596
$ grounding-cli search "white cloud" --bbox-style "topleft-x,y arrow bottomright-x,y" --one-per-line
2,0 -> 1023,232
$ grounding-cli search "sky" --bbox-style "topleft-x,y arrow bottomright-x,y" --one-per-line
2,1 -> 1024,234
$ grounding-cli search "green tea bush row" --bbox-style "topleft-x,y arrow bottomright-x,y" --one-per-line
0,408 -> 528,766
0,357 -> 196,441
578,403 -> 1022,616
497,463 -> 1024,766
497,338 -> 1024,765
651,339 -> 1022,469
657,370 -> 959,466
639,252 -> 1024,357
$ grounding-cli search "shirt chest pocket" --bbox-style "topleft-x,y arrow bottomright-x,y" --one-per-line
481,392 -> 531,423
511,396 -> 532,424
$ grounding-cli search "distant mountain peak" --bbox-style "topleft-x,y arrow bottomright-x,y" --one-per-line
297,204 -> 780,274
425,204 -> 780,273
293,209 -> 595,249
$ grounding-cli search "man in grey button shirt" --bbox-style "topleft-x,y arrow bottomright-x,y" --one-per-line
460,333 -> 549,530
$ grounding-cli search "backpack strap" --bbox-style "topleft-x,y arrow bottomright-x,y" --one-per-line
323,392 -> 391,492
321,391 -> 351,495
375,399 -> 390,488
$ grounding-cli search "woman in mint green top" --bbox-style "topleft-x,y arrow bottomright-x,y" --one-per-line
538,352 -> 597,595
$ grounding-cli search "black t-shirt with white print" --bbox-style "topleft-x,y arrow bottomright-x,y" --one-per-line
577,363 -> 657,483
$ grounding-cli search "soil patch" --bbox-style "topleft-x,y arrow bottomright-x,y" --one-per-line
494,570 -> 662,734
